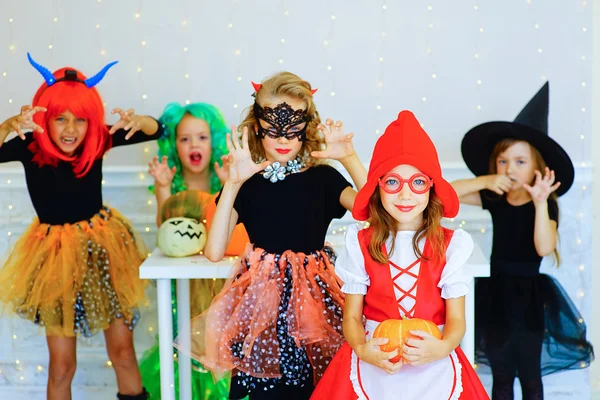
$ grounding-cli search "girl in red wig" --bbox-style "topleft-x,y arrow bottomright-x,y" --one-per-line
0,53 -> 163,400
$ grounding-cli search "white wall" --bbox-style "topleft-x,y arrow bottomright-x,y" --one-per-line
0,0 -> 593,166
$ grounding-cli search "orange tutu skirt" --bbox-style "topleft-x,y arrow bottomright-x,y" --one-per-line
0,207 -> 148,337
178,244 -> 345,393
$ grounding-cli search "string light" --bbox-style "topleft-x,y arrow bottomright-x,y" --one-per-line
373,0 -> 387,134
321,0 -> 337,115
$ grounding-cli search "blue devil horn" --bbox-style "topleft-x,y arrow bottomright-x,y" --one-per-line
27,52 -> 56,86
84,61 -> 118,88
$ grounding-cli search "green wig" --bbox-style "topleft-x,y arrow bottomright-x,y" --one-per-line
151,102 -> 229,195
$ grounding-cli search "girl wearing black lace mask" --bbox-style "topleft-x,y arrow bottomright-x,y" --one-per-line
178,71 -> 366,399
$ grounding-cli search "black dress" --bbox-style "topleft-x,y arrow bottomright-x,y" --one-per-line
211,165 -> 352,400
0,125 -> 164,337
475,191 -> 594,381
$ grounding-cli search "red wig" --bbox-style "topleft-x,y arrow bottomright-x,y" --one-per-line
29,67 -> 112,178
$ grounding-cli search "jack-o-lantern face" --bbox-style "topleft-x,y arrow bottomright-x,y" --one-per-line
158,217 -> 207,257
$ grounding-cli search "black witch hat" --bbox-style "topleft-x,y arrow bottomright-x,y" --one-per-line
461,82 -> 574,196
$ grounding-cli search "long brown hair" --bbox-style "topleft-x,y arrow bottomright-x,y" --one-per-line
367,188 -> 447,265
489,138 -> 561,265
238,72 -> 324,166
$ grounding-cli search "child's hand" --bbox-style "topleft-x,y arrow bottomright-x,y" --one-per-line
311,119 -> 356,161
356,337 -> 403,375
226,126 -> 269,184
401,330 -> 451,366
214,155 -> 230,184
109,108 -> 144,139
524,167 -> 561,205
484,174 -> 513,195
148,156 -> 176,188
0,105 -> 46,139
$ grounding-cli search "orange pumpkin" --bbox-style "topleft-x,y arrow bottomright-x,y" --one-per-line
204,193 -> 249,256
372,317 -> 443,363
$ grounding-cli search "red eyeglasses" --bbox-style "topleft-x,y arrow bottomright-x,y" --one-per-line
378,173 -> 433,194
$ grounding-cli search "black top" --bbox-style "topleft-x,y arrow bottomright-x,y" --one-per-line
220,165 -> 351,254
0,123 -> 163,225
480,190 -> 558,276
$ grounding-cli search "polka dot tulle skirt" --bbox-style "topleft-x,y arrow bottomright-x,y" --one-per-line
179,244 -> 345,395
0,207 -> 147,337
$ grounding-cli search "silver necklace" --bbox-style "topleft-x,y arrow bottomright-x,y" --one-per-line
262,158 -> 305,183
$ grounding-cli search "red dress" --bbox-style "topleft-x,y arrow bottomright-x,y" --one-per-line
311,225 -> 489,400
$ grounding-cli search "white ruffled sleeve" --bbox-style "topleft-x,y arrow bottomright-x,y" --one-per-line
438,228 -> 474,299
335,224 -> 370,295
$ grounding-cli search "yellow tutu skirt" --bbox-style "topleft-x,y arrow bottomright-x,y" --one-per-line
0,207 -> 148,337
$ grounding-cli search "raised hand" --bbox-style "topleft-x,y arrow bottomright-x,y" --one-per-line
148,156 -> 176,188
523,167 -> 561,205
226,126 -> 270,184
401,330 -> 451,366
0,105 -> 47,140
485,174 -> 513,195
214,154 -> 230,184
109,108 -> 144,139
311,119 -> 356,161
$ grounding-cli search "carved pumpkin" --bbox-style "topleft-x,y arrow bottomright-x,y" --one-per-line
158,190 -> 249,257
158,191 -> 208,257
158,217 -> 207,257
372,317 -> 443,363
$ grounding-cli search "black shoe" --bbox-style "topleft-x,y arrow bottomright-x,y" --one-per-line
117,387 -> 150,400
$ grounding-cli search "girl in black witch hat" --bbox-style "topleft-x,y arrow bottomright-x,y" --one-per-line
452,82 -> 593,400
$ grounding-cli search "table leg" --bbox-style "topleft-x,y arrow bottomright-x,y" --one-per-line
462,279 -> 475,365
158,279 -> 176,400
177,279 -> 192,400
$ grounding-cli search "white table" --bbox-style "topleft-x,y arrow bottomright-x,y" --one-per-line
140,251 -> 237,400
140,244 -> 490,400
461,243 -> 491,365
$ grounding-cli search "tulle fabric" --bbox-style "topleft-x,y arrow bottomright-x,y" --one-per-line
476,273 -> 594,375
0,207 -> 147,337
176,244 -> 345,387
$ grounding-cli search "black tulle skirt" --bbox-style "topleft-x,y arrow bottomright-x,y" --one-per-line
475,271 -> 594,376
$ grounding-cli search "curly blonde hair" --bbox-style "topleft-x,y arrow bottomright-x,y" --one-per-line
238,72 -> 325,166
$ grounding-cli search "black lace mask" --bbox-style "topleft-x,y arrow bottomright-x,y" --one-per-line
253,102 -> 312,141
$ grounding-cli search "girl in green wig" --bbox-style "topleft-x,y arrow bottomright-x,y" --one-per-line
140,102 -> 234,399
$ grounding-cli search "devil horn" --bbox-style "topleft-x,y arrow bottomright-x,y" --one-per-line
251,81 -> 262,92
84,61 -> 119,88
310,88 -> 318,95
27,52 -> 56,86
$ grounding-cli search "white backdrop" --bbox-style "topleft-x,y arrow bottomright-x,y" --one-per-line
0,1 -> 594,398
0,0 -> 592,166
